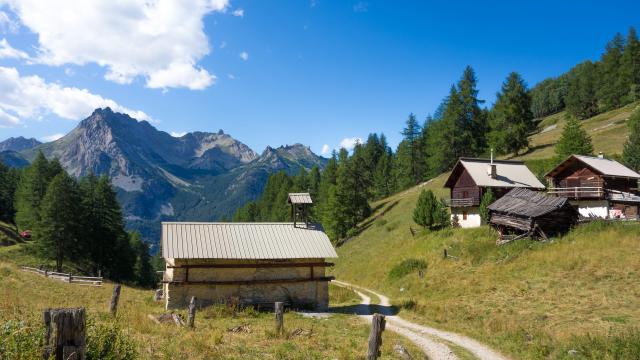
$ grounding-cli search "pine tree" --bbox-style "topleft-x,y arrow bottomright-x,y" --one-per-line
373,150 -> 394,199
129,232 -> 156,288
489,72 -> 533,155
14,152 -> 61,230
597,33 -> 626,111
413,190 -> 448,230
622,108 -> 640,172
0,163 -> 18,222
458,66 -> 487,155
36,172 -> 82,271
479,189 -> 496,224
555,116 -> 594,161
620,27 -> 640,103
395,114 -> 424,189
566,61 -> 599,119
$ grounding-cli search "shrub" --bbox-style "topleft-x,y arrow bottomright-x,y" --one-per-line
555,329 -> 640,359
388,259 -> 427,280
479,189 -> 495,224
86,319 -> 137,360
413,190 -> 449,230
0,320 -> 44,360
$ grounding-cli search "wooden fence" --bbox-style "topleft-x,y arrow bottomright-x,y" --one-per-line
21,266 -> 103,286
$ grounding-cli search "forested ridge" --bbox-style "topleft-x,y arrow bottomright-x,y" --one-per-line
0,152 -> 155,286
235,27 -> 640,242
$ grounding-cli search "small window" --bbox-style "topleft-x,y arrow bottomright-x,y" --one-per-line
462,211 -> 468,220
463,191 -> 469,198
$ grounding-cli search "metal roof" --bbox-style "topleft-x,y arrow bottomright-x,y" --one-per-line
488,188 -> 572,218
445,158 -> 545,189
287,193 -> 313,204
161,222 -> 337,259
546,155 -> 640,179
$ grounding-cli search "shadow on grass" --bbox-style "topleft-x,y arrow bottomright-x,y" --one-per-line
328,303 -> 399,316
336,200 -> 400,248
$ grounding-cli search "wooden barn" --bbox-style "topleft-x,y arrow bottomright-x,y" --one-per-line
546,154 -> 640,219
161,193 -> 338,310
488,188 -> 579,244
444,158 -> 545,228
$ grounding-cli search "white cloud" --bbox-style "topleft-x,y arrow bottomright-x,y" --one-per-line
227,73 -> 235,80
0,66 -> 152,127
231,8 -> 244,17
339,137 -> 363,151
321,144 -> 330,155
1,0 -> 230,90
0,11 -> 18,33
353,1 -> 369,12
170,131 -> 187,137
41,133 -> 64,142
239,51 -> 249,61
0,38 -> 28,59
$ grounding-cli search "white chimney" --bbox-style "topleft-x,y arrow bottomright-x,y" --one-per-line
487,149 -> 497,179
598,151 -> 604,159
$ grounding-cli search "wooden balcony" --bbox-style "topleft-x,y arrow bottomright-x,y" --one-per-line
448,198 -> 479,207
547,186 -> 605,199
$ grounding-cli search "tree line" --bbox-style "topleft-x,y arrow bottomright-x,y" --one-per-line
0,152 -> 155,287
530,27 -> 640,120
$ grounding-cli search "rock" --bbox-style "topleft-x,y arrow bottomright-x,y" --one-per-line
567,349 -> 578,356
154,289 -> 163,301
393,344 -> 413,360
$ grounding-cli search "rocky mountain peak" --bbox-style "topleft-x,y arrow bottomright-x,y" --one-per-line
0,136 -> 42,152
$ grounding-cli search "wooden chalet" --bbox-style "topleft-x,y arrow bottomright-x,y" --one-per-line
488,188 -> 579,244
545,154 -> 640,219
161,193 -> 338,310
444,158 -> 545,228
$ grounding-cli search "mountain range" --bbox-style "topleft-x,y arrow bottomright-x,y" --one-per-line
0,108 -> 327,249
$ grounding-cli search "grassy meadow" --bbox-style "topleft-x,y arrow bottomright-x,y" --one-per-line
0,244 -> 422,359
331,174 -> 640,359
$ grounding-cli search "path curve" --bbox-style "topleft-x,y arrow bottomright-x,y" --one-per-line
332,280 -> 510,360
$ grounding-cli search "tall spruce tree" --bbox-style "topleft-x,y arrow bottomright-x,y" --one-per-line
458,66 -> 487,155
479,189 -> 496,225
129,231 -> 156,288
621,27 -> 640,103
14,152 -> 62,230
597,33 -> 626,111
395,114 -> 424,189
36,172 -> 82,271
555,116 -> 594,161
622,108 -> 640,172
566,61 -> 599,119
0,163 -> 18,222
488,72 -> 533,155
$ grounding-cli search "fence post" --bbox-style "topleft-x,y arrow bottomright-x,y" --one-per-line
154,289 -> 163,301
43,308 -> 86,360
274,302 -> 284,335
109,284 -> 121,316
44,269 -> 48,277
68,273 -> 72,283
366,313 -> 386,360
187,296 -> 196,328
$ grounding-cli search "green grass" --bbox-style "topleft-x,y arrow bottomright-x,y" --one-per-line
515,101 -> 639,160
332,170 -> 640,359
0,247 -> 424,359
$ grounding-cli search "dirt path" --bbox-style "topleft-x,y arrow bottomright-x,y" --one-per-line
332,280 -> 510,360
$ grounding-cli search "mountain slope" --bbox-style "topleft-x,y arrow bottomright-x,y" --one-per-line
0,136 -> 41,152
15,108 -> 325,247
0,150 -> 29,168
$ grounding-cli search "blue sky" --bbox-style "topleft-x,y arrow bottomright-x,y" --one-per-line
0,0 -> 639,155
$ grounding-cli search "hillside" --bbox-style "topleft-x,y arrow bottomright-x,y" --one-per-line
332,178 -> 640,359
0,244 -> 421,359
0,221 -> 20,246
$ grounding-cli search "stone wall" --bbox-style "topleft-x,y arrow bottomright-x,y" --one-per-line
164,258 -> 329,310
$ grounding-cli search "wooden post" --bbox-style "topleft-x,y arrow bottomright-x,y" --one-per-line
109,284 -> 121,316
44,269 -> 48,277
187,296 -> 196,328
443,249 -> 448,259
274,302 -> 284,335
68,273 -> 72,283
43,308 -> 86,360
366,313 -> 386,360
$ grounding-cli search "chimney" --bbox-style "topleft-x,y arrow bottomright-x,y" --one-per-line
598,151 -> 604,159
487,149 -> 497,179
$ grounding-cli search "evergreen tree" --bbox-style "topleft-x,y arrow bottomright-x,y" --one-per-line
555,116 -> 594,161
395,114 -> 424,189
373,150 -> 394,199
622,109 -> 640,172
479,189 -> 496,224
489,72 -> 533,155
14,152 -> 62,230
36,172 -> 82,271
620,27 -> 640,103
458,66 -> 487,155
597,33 -> 626,111
566,61 -> 599,119
129,232 -> 156,288
0,163 -> 18,222
413,190 -> 448,230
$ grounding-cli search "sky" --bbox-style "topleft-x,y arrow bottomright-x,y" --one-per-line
0,0 -> 639,155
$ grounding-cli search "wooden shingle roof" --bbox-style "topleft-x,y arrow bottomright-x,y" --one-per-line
488,188 -> 570,218
287,193 -> 313,204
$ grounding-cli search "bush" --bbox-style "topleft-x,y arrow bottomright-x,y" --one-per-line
413,190 -> 448,230
0,320 -> 44,360
388,259 -> 427,280
555,329 -> 640,359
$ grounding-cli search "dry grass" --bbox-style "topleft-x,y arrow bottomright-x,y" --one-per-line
0,248 -> 423,359
331,172 -> 640,359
